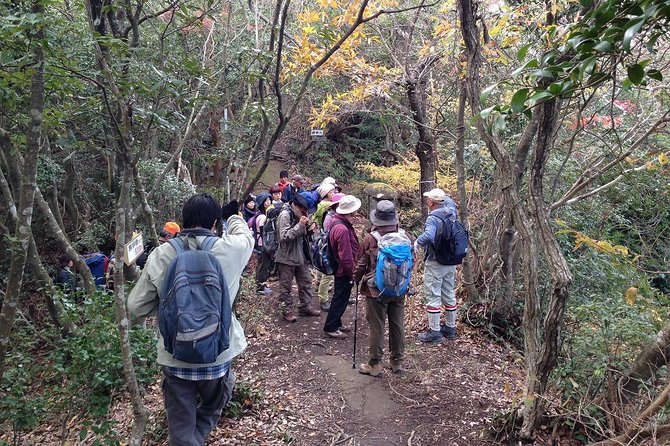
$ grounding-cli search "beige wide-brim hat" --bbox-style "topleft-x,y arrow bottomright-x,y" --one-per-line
336,195 -> 362,215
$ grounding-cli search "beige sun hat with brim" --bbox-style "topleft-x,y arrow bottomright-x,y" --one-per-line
370,200 -> 399,226
317,183 -> 335,199
422,188 -> 447,202
336,195 -> 362,215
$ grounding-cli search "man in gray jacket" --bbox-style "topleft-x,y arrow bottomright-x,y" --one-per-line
128,193 -> 253,446
415,188 -> 460,344
275,193 -> 321,322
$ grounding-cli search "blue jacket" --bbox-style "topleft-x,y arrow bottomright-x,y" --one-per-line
282,183 -> 304,203
416,198 -> 458,260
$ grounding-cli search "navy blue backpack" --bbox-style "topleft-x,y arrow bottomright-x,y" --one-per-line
159,234 -> 231,364
433,215 -> 469,266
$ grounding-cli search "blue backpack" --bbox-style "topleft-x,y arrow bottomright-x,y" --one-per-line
310,220 -> 344,275
372,230 -> 413,297
433,215 -> 469,266
159,234 -> 231,364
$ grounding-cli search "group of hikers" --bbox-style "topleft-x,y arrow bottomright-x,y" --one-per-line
54,169 -> 467,446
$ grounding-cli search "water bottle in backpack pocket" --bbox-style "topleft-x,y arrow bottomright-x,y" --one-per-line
159,234 -> 231,364
372,230 -> 413,298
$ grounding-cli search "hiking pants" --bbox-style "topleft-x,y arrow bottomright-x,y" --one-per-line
324,276 -> 352,332
423,260 -> 457,329
277,263 -> 314,312
365,296 -> 405,367
317,272 -> 334,304
162,368 -> 235,446
255,250 -> 273,290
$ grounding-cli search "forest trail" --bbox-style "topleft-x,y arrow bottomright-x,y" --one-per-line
204,276 -> 527,446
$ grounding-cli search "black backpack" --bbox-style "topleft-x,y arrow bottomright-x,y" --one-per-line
262,207 -> 281,254
432,214 -> 469,266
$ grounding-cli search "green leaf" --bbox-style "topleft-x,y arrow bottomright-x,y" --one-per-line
480,105 -> 496,120
647,68 -> 663,81
627,63 -> 644,85
494,114 -> 507,133
517,43 -> 533,61
531,69 -> 555,80
593,41 -> 613,52
511,88 -> 529,113
580,56 -> 597,78
511,58 -> 539,77
529,90 -> 554,103
480,83 -> 497,103
623,17 -> 645,52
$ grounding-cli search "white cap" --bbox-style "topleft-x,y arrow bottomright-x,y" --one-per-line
336,195 -> 362,215
322,176 -> 337,185
422,188 -> 447,203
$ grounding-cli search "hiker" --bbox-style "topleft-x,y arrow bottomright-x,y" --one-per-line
354,200 -> 413,375
242,195 -> 257,222
276,170 -> 290,193
415,188 -> 460,344
127,193 -> 254,446
269,185 -> 283,207
281,174 -> 305,203
254,192 -> 275,296
275,193 -> 321,322
83,250 -> 108,288
323,194 -> 361,339
54,254 -> 78,294
313,188 -> 341,311
137,222 -> 181,270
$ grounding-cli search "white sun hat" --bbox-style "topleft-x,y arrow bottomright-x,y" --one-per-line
336,195 -> 362,215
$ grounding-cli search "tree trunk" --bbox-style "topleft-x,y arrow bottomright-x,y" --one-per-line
520,98 -> 572,438
114,165 -> 148,445
619,321 -> 670,403
455,84 -> 479,301
406,76 -> 437,218
35,187 -> 96,294
0,0 -> 45,379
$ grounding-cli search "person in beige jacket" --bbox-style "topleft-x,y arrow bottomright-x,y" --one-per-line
128,193 -> 253,446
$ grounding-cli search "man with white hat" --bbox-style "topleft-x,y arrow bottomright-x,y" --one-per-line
323,194 -> 361,339
415,188 -> 459,343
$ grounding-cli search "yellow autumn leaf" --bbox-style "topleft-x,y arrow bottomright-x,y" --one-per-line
596,240 -> 614,253
613,245 -> 629,256
625,287 -> 638,305
659,152 -> 668,165
646,161 -> 658,171
302,25 -> 316,35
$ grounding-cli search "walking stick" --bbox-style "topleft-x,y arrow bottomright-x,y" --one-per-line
352,281 -> 359,369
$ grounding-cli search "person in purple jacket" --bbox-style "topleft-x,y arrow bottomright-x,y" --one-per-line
323,195 -> 361,339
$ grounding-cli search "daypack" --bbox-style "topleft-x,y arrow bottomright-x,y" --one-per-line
159,234 -> 231,364
433,214 -> 469,265
261,206 -> 281,254
84,253 -> 108,287
310,221 -> 344,275
248,211 -> 262,253
372,230 -> 413,297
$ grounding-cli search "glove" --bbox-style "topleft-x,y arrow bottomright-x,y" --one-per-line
221,200 -> 240,221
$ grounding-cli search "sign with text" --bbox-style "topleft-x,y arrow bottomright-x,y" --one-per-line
124,233 -> 144,266
310,129 -> 324,137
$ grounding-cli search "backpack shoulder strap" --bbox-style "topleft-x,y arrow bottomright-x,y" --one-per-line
168,237 -> 186,255
200,235 -> 218,252
371,231 -> 382,242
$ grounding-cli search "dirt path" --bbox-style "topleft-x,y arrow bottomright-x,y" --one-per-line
208,276 -> 526,446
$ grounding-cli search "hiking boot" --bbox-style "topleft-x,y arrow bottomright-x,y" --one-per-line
256,287 -> 272,296
324,329 -> 347,339
268,275 -> 279,283
283,312 -> 297,323
358,363 -> 383,377
418,330 -> 444,344
338,326 -> 352,333
298,307 -> 321,317
320,302 -> 331,311
440,325 -> 458,340
389,363 -> 404,374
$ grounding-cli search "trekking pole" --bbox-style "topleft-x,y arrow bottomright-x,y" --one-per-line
352,280 -> 359,369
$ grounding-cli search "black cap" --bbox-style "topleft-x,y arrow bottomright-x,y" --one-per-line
292,193 -> 308,210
